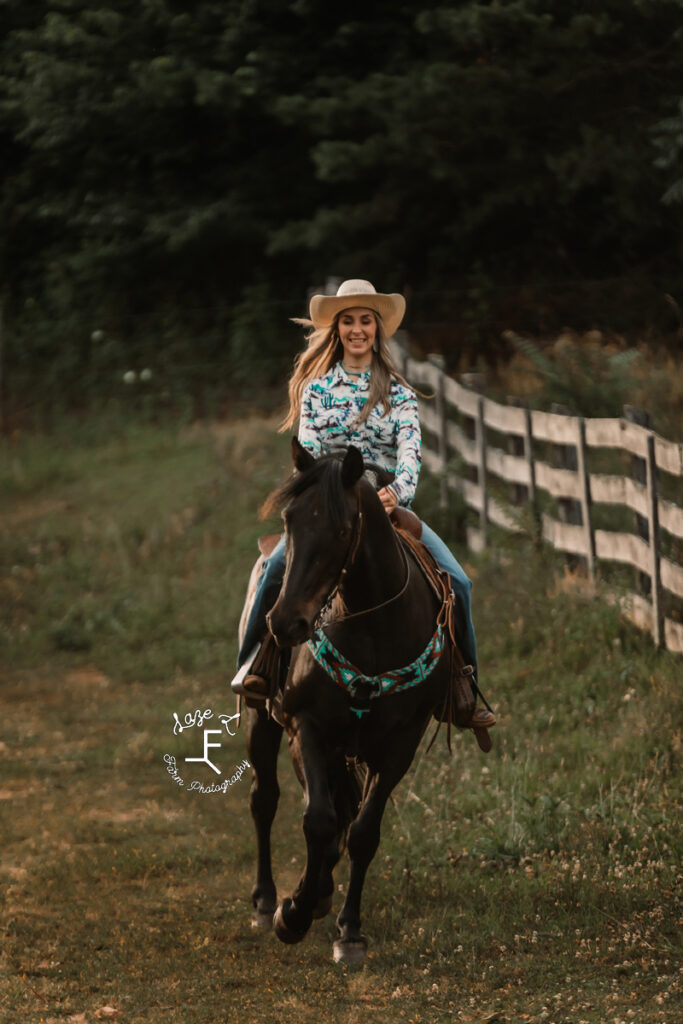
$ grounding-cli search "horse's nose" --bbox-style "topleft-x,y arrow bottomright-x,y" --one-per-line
267,607 -> 312,647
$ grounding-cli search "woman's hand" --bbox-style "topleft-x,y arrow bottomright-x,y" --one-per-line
377,486 -> 398,515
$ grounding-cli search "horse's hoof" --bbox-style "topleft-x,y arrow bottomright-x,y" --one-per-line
312,893 -> 333,920
333,938 -> 367,964
251,890 -> 276,929
273,900 -> 308,945
251,907 -> 275,930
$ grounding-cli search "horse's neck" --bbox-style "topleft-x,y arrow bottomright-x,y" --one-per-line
341,492 -> 405,613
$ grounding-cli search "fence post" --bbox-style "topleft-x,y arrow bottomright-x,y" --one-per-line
507,397 -> 540,542
506,397 -> 527,507
428,355 -> 448,510
624,406 -> 653,597
625,405 -> 664,646
506,397 -> 540,539
523,405 -> 540,543
646,432 -> 664,648
551,403 -> 582,571
475,395 -> 488,547
462,373 -> 488,548
576,417 -> 595,579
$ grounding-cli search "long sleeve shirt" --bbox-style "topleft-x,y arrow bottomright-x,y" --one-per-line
297,362 -> 421,506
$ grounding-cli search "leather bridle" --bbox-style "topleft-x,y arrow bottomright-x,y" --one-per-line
315,489 -> 411,626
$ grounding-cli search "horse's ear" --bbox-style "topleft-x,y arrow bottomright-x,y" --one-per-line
291,437 -> 315,472
341,445 -> 364,489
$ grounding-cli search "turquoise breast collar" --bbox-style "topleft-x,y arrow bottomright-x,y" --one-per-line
307,624 -> 445,718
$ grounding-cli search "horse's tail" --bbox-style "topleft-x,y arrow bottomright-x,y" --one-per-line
334,760 -> 366,851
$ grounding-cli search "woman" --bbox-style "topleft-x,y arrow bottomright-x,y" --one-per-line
232,280 -> 495,738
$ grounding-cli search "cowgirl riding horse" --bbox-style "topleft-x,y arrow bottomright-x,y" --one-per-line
232,279 -> 495,744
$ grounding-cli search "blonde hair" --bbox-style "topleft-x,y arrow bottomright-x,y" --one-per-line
280,311 -> 413,432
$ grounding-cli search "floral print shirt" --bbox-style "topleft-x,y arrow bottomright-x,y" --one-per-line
298,362 -> 422,506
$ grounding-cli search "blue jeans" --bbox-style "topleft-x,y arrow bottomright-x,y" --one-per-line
419,522 -> 477,668
239,535 -> 287,666
237,524 -> 477,670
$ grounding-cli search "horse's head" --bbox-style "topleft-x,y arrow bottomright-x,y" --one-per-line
265,439 -> 364,647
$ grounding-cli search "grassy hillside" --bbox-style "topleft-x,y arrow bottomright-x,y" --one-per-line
1,414 -> 680,1024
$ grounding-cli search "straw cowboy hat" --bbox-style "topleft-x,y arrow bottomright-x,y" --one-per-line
309,279 -> 406,338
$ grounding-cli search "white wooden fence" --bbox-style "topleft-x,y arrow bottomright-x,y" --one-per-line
388,340 -> 683,655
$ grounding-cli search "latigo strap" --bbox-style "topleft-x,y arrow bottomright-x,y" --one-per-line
392,526 -> 477,732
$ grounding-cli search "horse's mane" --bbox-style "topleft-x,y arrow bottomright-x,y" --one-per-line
260,450 -> 394,534
261,453 -> 349,533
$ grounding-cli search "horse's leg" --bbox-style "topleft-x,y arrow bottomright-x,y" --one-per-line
273,714 -> 337,944
313,834 -> 342,919
245,705 -> 284,927
313,760 -> 364,919
334,725 -> 425,964
276,739 -> 336,920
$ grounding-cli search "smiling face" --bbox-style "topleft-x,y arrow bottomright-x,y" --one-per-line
337,307 -> 378,368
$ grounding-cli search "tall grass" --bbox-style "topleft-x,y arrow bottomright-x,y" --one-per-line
1,413 -> 680,1024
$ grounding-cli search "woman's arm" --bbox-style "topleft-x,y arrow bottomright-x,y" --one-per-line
389,390 -> 421,506
297,383 -> 323,456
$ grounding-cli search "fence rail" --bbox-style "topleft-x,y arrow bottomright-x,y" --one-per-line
388,339 -> 683,655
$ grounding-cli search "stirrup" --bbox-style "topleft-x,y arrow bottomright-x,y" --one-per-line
241,672 -> 269,700
470,708 -> 496,729
470,708 -> 496,754
230,644 -> 261,696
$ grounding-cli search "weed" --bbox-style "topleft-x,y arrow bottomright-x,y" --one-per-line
0,413 -> 680,1023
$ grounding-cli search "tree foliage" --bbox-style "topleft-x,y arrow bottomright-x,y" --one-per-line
1,0 -> 682,404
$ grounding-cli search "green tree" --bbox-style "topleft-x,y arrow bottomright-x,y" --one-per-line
1,0 -> 682,405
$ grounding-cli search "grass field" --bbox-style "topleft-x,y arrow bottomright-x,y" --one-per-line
1,413 -> 681,1024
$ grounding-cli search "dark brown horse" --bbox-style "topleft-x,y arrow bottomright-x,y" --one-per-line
243,439 -> 452,963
